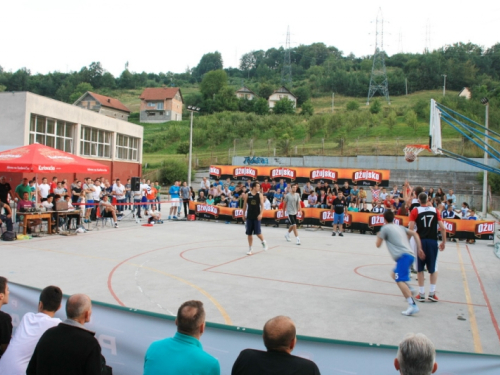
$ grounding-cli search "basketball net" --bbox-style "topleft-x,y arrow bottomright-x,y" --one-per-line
403,144 -> 430,162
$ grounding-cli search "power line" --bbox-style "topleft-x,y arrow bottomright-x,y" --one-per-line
281,26 -> 292,88
367,8 -> 390,105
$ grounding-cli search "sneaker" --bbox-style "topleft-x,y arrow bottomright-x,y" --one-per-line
332,232 -> 336,236
173,216 -> 178,220
285,234 -> 291,242
296,239 -> 301,245
114,223 -> 119,228
137,216 -> 143,219
428,293 -> 439,302
339,232 -> 344,237
168,216 -> 172,220
401,304 -> 420,316
246,249 -> 252,255
262,241 -> 268,251
415,294 -> 426,302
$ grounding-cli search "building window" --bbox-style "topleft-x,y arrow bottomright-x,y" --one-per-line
80,126 -> 111,158
116,134 -> 139,161
29,114 -> 74,153
147,102 -> 155,107
157,102 -> 164,110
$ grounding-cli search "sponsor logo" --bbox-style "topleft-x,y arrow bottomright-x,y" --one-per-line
270,168 -> 296,180
195,204 -> 219,217
319,211 -> 351,226
393,217 -> 403,226
475,222 -> 494,235
276,210 -> 304,221
47,155 -> 74,160
0,154 -> 22,159
37,166 -> 56,171
232,209 -> 244,219
442,220 -> 456,234
310,169 -> 337,181
352,170 -> 382,184
233,167 -> 257,179
369,215 -> 385,227
210,166 -> 221,178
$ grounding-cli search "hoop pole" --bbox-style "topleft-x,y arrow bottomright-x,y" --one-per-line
483,103 -> 489,217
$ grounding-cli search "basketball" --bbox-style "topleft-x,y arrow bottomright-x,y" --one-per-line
405,155 -> 415,163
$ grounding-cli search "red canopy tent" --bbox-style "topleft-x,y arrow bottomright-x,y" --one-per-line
0,144 -> 109,174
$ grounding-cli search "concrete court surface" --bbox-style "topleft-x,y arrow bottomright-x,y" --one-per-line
1,215 -> 500,355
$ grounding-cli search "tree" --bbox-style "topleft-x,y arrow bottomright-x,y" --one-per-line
386,110 -> 398,130
88,62 -> 104,88
159,159 -> 193,185
369,99 -> 382,114
100,72 -> 116,89
258,83 -> 274,99
194,51 -> 223,80
177,142 -> 190,155
300,100 -> 314,116
293,86 -> 311,106
118,69 -> 135,89
273,98 -> 296,115
405,109 -> 418,133
213,86 -> 239,112
240,52 -> 257,78
253,98 -> 269,115
200,70 -> 228,99
346,100 -> 360,111
69,82 -> 93,103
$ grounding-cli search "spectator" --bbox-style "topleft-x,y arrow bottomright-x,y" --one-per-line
27,294 -> 110,375
99,195 -> 119,228
148,205 -> 162,224
264,196 -> 272,210
347,202 -> 358,212
323,181 -> 332,195
442,205 -> 456,219
372,201 -> 385,213
41,196 -> 54,210
326,191 -> 335,209
358,187 -> 367,210
435,188 -> 445,201
232,315 -> 320,375
228,182 -> 236,192
302,182 -> 313,202
17,192 -> 34,212
332,183 -> 339,195
392,197 -> 402,212
222,184 -> 232,198
394,333 -> 437,374
168,181 -> 180,220
307,191 -> 317,208
199,177 -> 210,197
15,177 -> 31,201
180,181 -> 191,218
132,184 -> 143,219
209,185 -> 218,198
53,182 -> 65,196
0,286 -> 62,375
390,185 -> 401,199
49,177 -> 58,195
370,185 -> 381,203
379,188 -> 388,201
459,202 -> 470,218
82,178 -> 95,223
113,179 -> 126,213
38,178 -> 51,201
229,195 -> 239,208
198,191 -> 207,203
261,178 -> 271,196
206,194 -> 215,205
0,199 -> 13,232
190,186 -> 196,201
274,188 -> 283,206
446,189 -> 456,205
125,178 -> 132,210
276,179 -> 287,193
144,300 -> 220,375
350,185 -> 359,207
427,188 -> 435,200
0,177 -> 14,206
29,180 -> 37,202
0,277 -> 11,359
71,180 -> 82,205
317,190 -> 327,208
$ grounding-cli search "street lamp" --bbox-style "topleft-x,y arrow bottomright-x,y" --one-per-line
442,74 -> 447,97
187,106 -> 200,187
481,97 -> 489,217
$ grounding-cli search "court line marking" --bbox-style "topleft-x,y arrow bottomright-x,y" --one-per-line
456,242 -> 483,353
465,244 -> 500,346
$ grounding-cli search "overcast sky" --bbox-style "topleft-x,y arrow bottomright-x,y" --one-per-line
1,0 -> 498,77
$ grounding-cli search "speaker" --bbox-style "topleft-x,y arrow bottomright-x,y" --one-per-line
131,177 -> 141,191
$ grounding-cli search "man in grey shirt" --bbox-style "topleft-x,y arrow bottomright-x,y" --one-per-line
376,210 -> 424,316
283,184 -> 301,245
180,181 -> 191,218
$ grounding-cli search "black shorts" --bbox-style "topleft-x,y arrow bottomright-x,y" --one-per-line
288,214 -> 297,226
246,219 -> 262,235
417,239 -> 439,273
103,210 -> 113,218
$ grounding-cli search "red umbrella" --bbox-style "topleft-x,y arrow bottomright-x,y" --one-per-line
0,144 -> 109,174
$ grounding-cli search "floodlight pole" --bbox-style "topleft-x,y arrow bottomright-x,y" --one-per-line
482,100 -> 489,217
442,75 -> 447,97
187,106 -> 200,188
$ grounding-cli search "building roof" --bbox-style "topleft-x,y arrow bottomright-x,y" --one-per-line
272,86 -> 297,98
139,87 -> 183,102
458,87 -> 471,95
82,92 -> 131,113
236,86 -> 255,95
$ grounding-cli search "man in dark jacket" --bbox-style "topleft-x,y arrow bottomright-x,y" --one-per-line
27,294 -> 104,375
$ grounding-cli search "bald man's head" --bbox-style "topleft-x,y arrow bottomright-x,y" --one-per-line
66,294 -> 91,320
263,316 -> 296,352
176,300 -> 205,336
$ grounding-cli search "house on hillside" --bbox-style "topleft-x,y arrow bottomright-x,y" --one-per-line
458,87 -> 472,100
139,87 -> 183,123
268,86 -> 297,109
235,86 -> 256,100
73,91 -> 131,121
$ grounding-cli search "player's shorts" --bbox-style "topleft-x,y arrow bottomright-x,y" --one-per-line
393,253 -> 415,282
170,197 -> 180,207
246,219 -> 262,235
333,213 -> 344,224
288,214 -> 297,226
417,239 -> 439,273
85,199 -> 94,209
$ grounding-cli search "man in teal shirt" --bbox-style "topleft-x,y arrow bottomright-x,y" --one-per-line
15,178 -> 32,201
143,300 -> 220,375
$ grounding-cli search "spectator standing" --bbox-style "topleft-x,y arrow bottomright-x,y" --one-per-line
0,286 -> 62,375
92,180 -> 102,208
169,181 -> 180,220
0,177 -> 14,205
180,182 -> 191,218
29,180 -> 37,202
144,300 -> 220,375
0,199 -> 13,232
283,184 -> 301,245
125,179 -> 132,210
154,181 -> 161,212
394,333 -> 438,374
82,178 -> 95,223
0,277 -> 12,359
71,180 -> 82,205
38,178 -> 51,201
232,316 -> 320,375
370,185 -> 381,204
15,178 -> 31,201
132,186 -> 143,219
358,187 -> 367,210
26,294 -> 109,375
112,179 -> 126,213
49,177 -> 58,195
53,182 -> 65,196
331,191 -> 346,237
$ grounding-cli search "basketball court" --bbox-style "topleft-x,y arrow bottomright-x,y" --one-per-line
1,217 -> 499,355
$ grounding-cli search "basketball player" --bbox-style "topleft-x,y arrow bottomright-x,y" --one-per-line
243,182 -> 268,255
407,186 -> 424,273
377,210 -> 424,316
283,184 -> 301,245
409,193 -> 446,302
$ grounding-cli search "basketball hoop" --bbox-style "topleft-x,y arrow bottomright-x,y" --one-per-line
403,144 -> 430,163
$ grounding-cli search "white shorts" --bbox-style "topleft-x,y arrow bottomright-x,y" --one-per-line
171,197 -> 180,207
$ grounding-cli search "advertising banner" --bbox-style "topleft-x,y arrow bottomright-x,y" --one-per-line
190,202 -> 495,240
209,165 -> 391,186
3,283 -> 499,375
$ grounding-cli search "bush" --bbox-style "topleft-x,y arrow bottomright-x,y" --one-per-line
273,98 -> 296,115
159,159 -> 193,185
300,100 -> 314,116
369,99 -> 382,114
177,142 -> 190,155
346,100 -> 360,111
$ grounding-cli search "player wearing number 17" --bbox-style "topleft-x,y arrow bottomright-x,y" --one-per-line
243,182 -> 268,255
409,193 -> 446,303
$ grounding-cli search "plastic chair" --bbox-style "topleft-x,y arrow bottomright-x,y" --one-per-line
95,207 -> 113,228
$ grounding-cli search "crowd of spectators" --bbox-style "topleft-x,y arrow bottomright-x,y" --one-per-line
0,277 -> 439,375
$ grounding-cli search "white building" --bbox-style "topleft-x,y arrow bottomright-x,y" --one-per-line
268,86 -> 297,109
0,91 -> 143,181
